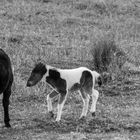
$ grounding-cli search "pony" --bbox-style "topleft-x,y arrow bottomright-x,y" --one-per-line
0,49 -> 13,127
27,63 -> 102,121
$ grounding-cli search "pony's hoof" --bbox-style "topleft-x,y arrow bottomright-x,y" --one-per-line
91,112 -> 96,117
79,116 -> 86,122
54,119 -> 63,126
55,118 -> 61,122
48,111 -> 54,118
5,123 -> 11,128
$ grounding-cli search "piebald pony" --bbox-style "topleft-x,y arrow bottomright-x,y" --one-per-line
27,63 -> 102,121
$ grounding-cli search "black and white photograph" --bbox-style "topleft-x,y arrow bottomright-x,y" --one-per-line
0,0 -> 140,139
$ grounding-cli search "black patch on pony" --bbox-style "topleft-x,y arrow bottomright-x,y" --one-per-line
46,69 -> 66,94
33,62 -> 47,76
49,69 -> 60,80
70,70 -> 93,92
80,70 -> 93,93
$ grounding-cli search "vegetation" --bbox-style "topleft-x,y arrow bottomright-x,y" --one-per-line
91,35 -> 127,82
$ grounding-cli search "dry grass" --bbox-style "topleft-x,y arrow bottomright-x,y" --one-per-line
0,0 -> 140,139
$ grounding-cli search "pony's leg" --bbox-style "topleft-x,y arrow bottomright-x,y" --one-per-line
3,87 -> 12,127
56,90 -> 67,122
79,90 -> 90,118
47,90 -> 58,117
90,89 -> 99,117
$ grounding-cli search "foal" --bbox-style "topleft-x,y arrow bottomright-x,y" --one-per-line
0,49 -> 13,127
27,63 -> 102,121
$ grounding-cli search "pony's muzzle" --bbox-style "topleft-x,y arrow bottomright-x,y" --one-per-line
26,81 -> 34,87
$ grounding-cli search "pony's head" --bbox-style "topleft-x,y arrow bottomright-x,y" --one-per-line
26,62 -> 47,87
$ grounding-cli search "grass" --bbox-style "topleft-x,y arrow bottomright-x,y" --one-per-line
0,0 -> 140,139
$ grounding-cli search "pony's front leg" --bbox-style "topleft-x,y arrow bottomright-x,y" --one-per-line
56,90 -> 67,122
47,90 -> 58,118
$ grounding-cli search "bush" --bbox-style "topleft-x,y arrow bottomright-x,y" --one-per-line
91,37 -> 126,81
91,38 -> 116,72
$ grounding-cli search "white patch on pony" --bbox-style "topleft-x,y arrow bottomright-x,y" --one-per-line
45,65 -> 54,77
58,67 -> 91,90
92,71 -> 100,80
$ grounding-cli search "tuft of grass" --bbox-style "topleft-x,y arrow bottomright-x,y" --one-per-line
91,36 -> 117,72
91,35 -> 126,82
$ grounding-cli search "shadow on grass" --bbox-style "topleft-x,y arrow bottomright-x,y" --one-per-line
32,117 -> 121,134
84,118 -> 120,133
118,122 -> 140,133
32,117 -> 140,134
32,117 -> 78,133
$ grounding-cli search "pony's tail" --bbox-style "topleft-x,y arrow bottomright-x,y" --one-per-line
92,71 -> 102,87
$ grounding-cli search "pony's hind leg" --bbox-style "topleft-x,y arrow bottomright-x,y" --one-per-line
79,89 -> 90,119
90,89 -> 99,117
3,87 -> 12,127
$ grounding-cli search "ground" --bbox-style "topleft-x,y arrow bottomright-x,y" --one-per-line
0,0 -> 140,139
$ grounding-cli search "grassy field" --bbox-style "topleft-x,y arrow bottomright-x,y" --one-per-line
0,0 -> 140,139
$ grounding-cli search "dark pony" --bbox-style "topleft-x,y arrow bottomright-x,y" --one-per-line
0,49 -> 13,127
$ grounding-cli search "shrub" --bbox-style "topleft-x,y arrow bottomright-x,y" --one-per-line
91,37 -> 126,81
91,37 -> 116,72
